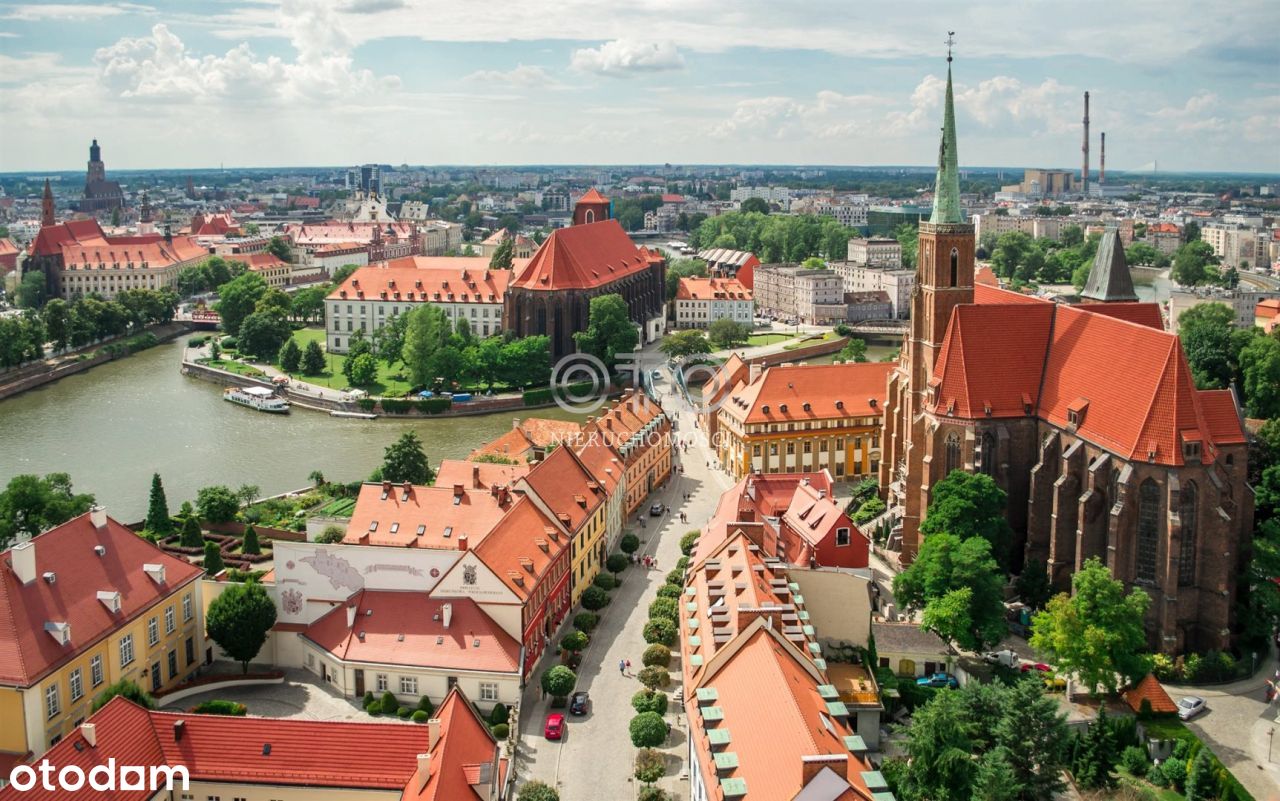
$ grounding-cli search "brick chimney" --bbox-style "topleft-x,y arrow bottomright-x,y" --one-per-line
416,752 -> 432,792
800,754 -> 847,787
453,484 -> 465,498
442,602 -> 453,629
89,505 -> 107,530
457,534 -> 468,552
10,540 -> 36,584
472,465 -> 481,487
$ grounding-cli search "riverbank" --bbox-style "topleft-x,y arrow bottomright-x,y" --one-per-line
0,321 -> 190,401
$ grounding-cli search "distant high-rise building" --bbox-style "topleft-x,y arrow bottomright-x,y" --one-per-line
80,138 -> 123,214
357,164 -> 381,197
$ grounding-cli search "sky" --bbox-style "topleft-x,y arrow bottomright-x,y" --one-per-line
0,0 -> 1277,173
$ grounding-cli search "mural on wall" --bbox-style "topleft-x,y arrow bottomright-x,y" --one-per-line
299,550 -> 365,592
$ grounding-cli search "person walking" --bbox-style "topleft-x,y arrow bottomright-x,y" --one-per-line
619,659 -> 627,676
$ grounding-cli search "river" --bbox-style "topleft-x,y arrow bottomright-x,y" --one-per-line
0,340 -> 584,521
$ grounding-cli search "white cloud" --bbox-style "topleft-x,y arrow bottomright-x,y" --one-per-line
3,3 -> 151,21
570,39 -> 684,76
712,90 -> 894,141
338,0 -> 406,12
464,64 -> 559,88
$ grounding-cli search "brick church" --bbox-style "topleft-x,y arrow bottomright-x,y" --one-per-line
504,190 -> 666,359
879,54 -> 1252,654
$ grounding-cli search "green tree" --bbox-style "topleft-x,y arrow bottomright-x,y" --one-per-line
301,339 -> 326,375
1171,240 -> 1217,286
214,271 -> 268,336
895,223 -> 919,269
346,352 -> 379,386
659,329 -> 712,358
180,514 -> 204,548
372,311 -> 410,367
145,472 -> 173,536
1125,242 -> 1160,266
43,298 -> 70,351
242,524 -> 261,555
893,533 -> 1006,650
1184,748 -> 1215,801
620,533 -> 641,554
642,617 -> 676,646
517,780 -> 559,801
582,585 -> 610,611
994,677 -> 1069,800
290,286 -> 327,323
265,235 -> 292,262
635,747 -> 665,784
739,197 -> 770,214
707,318 -> 750,349
560,630 -> 589,653
278,338 -> 302,373
489,236 -> 514,270
1240,333 -> 1280,419
203,541 -> 225,575
837,337 -> 868,363
91,678 -> 155,712
897,690 -> 976,801
196,485 -> 240,523
1030,557 -> 1151,695
1177,302 -> 1243,389
606,553 -> 629,578
852,496 -> 886,524
254,288 -> 292,318
574,294 -> 638,370
1071,705 -> 1116,790
665,258 -> 708,301
0,473 -> 95,548
1015,558 -> 1052,610
540,665 -> 577,702
920,471 -> 1014,570
331,263 -> 361,286
402,305 -> 452,387
629,711 -> 668,748
237,310 -> 292,361
18,271 -> 47,309
205,580 -> 276,672
381,431 -> 434,485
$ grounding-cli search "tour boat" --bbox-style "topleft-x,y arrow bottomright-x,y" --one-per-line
223,386 -> 290,414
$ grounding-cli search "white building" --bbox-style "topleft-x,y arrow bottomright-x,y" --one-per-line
830,262 -> 916,319
846,237 -> 902,267
730,186 -> 793,211
1202,223 -> 1270,269
674,277 -> 754,329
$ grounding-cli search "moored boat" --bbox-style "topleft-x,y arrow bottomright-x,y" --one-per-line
223,386 -> 290,414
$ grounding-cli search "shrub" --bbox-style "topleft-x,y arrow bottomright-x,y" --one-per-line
418,695 -> 434,715
620,533 -> 641,554
380,691 -> 399,715
573,612 -> 599,633
643,618 -> 677,646
665,568 -> 685,586
365,701 -> 379,716
418,397 -> 452,414
648,597 -> 679,622
362,691 -> 375,708
397,706 -> 411,718
679,530 -> 699,555
593,573 -> 616,591
637,666 -> 670,690
411,709 -> 429,723
581,585 -> 610,611
629,712 -> 668,748
1153,757 -> 1187,792
317,525 -> 345,544
560,630 -> 589,653
606,553 -> 629,576
188,336 -> 207,347
517,780 -> 559,801
642,644 -> 671,668
1119,746 -> 1149,777
492,722 -> 510,739
191,700 -> 247,716
637,789 -> 669,801
631,689 -> 669,716
656,584 -> 682,599
220,336 -> 237,349
540,665 -> 577,701
635,748 -> 665,784
242,524 -> 261,555
1151,652 -> 1177,682
675,556 -> 689,571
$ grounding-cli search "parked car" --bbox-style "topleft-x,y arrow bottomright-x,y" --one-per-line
650,503 -> 664,517
544,713 -> 565,740
1020,662 -> 1052,674
569,691 -> 590,716
982,649 -> 1018,667
1044,674 -> 1068,692
1177,696 -> 1206,720
916,672 -> 959,689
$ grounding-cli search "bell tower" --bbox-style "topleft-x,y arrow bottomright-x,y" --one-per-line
41,179 -> 55,228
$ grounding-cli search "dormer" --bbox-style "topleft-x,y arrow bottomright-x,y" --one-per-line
143,563 -> 166,585
97,590 -> 122,613
1066,397 -> 1089,428
45,621 -> 71,646
519,556 -> 535,574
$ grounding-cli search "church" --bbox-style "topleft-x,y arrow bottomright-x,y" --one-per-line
503,190 -> 667,359
80,139 -> 123,214
879,54 -> 1252,654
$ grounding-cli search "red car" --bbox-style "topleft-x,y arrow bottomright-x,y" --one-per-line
544,713 -> 565,740
1020,662 -> 1052,673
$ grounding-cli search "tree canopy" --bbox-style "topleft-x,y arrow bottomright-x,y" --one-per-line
205,581 -> 277,673
574,294 -> 639,370
893,532 -> 1006,651
214,271 -> 268,336
919,471 -> 1014,571
0,473 -> 96,549
659,329 -> 712,358
380,431 -> 434,485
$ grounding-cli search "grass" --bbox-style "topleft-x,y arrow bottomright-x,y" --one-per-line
782,331 -> 840,350
744,332 -> 794,346
284,328 -> 414,397
204,358 -> 267,378
317,498 -> 356,517
1115,768 -> 1186,801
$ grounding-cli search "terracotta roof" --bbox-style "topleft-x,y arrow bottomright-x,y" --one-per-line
517,447 -> 603,533
511,219 -> 659,291
469,418 -> 583,462
435,459 -> 530,490
571,437 -> 625,496
1198,389 -> 1247,445
1076,301 -> 1164,329
930,302 -> 1055,418
0,238 -> 19,258
974,282 -> 1043,305
243,252 -> 288,272
723,362 -> 893,425
328,257 -> 514,303
1122,673 -> 1178,715
343,482 -> 512,550
470,496 -> 569,601
0,513 -> 203,687
577,188 -> 607,205
403,687 -> 502,801
188,212 -> 240,237
29,218 -> 208,270
301,590 -> 520,674
676,276 -> 752,301
974,264 -> 1000,286
285,221 -> 418,246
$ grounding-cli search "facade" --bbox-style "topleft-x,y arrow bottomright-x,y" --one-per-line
79,139 -> 123,214
831,261 -> 916,318
325,257 -> 514,352
478,228 -> 534,259
582,391 -> 673,517
729,185 -> 793,211
0,689 -> 506,801
879,58 -> 1252,653
26,218 -> 207,301
1168,288 -> 1280,331
504,196 -> 666,359
812,201 -> 869,227
674,277 -> 753,329
697,248 -> 759,290
870,622 -> 952,679
753,263 -> 844,323
243,252 -> 291,289
0,510 -> 204,760
972,212 -> 1069,245
716,362 -> 893,480
846,237 -> 902,267
1001,168 -> 1075,197
843,290 -> 895,322
0,238 -> 18,276
1202,223 -> 1269,269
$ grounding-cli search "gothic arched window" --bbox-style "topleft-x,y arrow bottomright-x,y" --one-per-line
950,247 -> 959,286
980,432 -> 995,475
944,433 -> 961,476
1136,479 -> 1160,584
1179,482 -> 1197,586
585,209 -> 596,223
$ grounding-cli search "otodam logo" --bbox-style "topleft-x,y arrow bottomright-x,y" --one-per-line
6,759 -> 189,793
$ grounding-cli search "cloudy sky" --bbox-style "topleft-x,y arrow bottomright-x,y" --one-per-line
1,0 -> 1277,173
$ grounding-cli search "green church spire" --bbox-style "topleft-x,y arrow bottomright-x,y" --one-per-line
929,35 -> 962,225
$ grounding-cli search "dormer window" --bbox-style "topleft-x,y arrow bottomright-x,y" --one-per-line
1067,397 -> 1089,428
143,564 -> 166,585
1181,436 -> 1202,463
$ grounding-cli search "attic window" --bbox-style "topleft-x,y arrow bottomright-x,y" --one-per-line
417,524 -> 426,536
802,403 -> 811,412
443,526 -> 453,538
835,400 -> 843,410
143,564 -> 166,584
368,521 -> 378,532
1066,397 -> 1089,427
389,523 -> 399,534
1021,392 -> 1034,415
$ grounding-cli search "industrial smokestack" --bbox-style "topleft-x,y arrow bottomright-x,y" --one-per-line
1100,132 -> 1106,185
1081,92 -> 1090,195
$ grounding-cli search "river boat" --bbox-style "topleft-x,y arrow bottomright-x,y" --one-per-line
223,386 -> 290,414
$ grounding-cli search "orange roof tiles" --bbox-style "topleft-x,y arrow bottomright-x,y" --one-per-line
517,447 -> 603,533
1198,389 -> 1247,445
577,188 -> 607,205
243,252 -> 288,272
0,513 -> 203,686
328,257 -> 514,303
403,687 -> 502,801
470,496 -> 569,601
676,276 -> 753,301
29,218 -> 208,270
469,418 -> 583,463
301,590 -> 520,675
974,264 -> 1000,286
1122,673 -> 1178,715
344,482 -> 512,549
511,219 -> 659,291
973,282 -> 1045,305
723,362 -> 894,425
435,458 -> 530,490
1077,301 -> 1164,329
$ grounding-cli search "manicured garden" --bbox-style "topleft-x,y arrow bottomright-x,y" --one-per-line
285,328 -> 416,396
744,332 -> 793,346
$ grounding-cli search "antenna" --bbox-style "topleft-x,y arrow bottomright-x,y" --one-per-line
945,31 -> 955,62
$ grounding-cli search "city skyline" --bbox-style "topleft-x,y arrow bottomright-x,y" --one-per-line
1,0 -> 1277,173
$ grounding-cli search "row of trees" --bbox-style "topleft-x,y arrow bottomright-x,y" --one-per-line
688,210 -> 858,263
1178,303 -> 1280,419
397,305 -> 552,391
0,288 -> 179,369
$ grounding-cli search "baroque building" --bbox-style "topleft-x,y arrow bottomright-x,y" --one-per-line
878,53 -> 1252,653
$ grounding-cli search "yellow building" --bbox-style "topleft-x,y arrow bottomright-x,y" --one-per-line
716,362 -> 894,480
583,391 -> 673,517
0,509 -> 204,762
518,446 -> 610,606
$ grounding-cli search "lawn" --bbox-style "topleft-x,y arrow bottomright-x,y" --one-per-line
782,331 -> 840,350
745,332 -> 794,346
203,358 -> 267,379
285,328 -> 415,397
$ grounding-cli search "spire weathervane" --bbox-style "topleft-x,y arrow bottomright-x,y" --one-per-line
945,31 -> 955,62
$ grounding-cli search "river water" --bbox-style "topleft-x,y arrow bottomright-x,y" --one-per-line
0,340 -> 584,521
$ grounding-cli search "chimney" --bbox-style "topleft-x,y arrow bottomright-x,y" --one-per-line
1081,91 -> 1090,195
472,465 -> 481,488
512,418 -> 520,430
800,754 -> 848,787
1100,131 -> 1106,185
428,719 -> 442,750
81,723 -> 97,748
346,604 -> 357,628
453,483 -> 465,498
90,505 -> 107,530
173,720 -> 186,742
457,534 -> 468,552
10,541 -> 36,584
442,602 -> 452,629
749,362 -> 762,383
416,753 -> 432,792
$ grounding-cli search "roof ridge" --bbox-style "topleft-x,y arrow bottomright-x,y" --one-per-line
1134,339 -> 1180,461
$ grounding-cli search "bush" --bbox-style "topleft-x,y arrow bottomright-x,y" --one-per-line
582,585 -> 610,611
518,780 -> 559,801
1152,757 -> 1187,792
397,706 -> 411,718
620,533 -> 641,554
679,530 -> 699,555
675,556 -> 689,570
317,525 -> 345,544
637,789 -> 669,801
656,584 -> 682,599
221,336 -> 237,349
642,644 -> 671,668
418,397 -> 452,414
188,336 -> 207,347
418,695 -> 434,715
637,666 -> 671,690
631,689 -> 669,716
573,612 -> 599,633
593,573 -> 616,591
1119,746 -> 1149,777
1151,652 -> 1177,682
540,665 -> 577,700
606,553 -> 629,576
362,690 -> 375,708
560,630 -> 589,653
489,702 -> 508,727
492,722 -> 510,739
380,691 -> 399,715
629,712 -> 668,748
635,748 -> 666,784
648,597 -> 679,622
191,700 -> 247,716
665,568 -> 685,586
643,617 -> 677,646
365,701 -> 379,716
411,709 -> 429,723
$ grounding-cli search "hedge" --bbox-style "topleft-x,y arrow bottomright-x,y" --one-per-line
380,398 -> 412,414
418,397 -> 452,414
191,700 -> 247,716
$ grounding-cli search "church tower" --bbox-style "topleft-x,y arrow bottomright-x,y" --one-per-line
87,139 -> 106,185
880,37 -> 975,561
573,188 -> 610,226
139,190 -> 155,235
40,179 -> 55,228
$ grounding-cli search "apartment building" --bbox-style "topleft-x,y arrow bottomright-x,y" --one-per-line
674,277 -> 754,329
846,237 -> 902,267
754,263 -> 845,324
830,261 -> 915,318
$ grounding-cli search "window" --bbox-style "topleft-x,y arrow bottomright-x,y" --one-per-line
69,668 -> 83,702
980,432 -> 996,475
168,650 -> 178,679
836,528 -> 851,547
185,636 -> 195,666
120,634 -> 135,667
400,676 -> 418,695
1179,482 -> 1197,586
803,441 -> 811,454
950,247 -> 959,286
90,655 -> 104,687
165,606 -> 175,635
376,674 -> 388,692
46,684 -> 59,719
1136,479 -> 1160,584
183,593 -> 193,622
770,444 -> 778,456
147,617 -> 159,646
786,442 -> 795,455
480,682 -> 499,702
945,433 -> 961,475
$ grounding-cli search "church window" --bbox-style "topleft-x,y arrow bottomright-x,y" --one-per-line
1179,482 -> 1197,586
1136,479 -> 1160,584
944,433 -> 961,475
980,432 -> 995,475
950,248 -> 959,286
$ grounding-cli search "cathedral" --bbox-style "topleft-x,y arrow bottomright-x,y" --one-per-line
879,53 -> 1252,654
80,139 -> 123,214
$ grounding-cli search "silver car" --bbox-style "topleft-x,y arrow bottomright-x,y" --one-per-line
1177,695 -> 1206,720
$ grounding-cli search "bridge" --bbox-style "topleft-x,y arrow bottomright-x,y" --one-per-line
848,319 -> 908,335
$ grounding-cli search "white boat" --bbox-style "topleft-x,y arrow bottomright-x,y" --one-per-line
223,386 -> 290,414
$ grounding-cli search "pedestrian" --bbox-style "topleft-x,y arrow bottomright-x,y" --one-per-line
619,659 -> 626,675
625,659 -> 632,674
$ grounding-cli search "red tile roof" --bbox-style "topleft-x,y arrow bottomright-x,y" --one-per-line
188,212 -> 241,237
29,218 -> 208,270
0,513 -> 203,687
723,362 -> 894,425
243,252 -> 288,272
468,417 -> 583,462
403,687 -> 502,801
301,590 -> 520,674
973,282 -> 1044,305
1122,673 -> 1178,715
344,482 -> 512,550
511,219 -> 660,291
1076,301 -> 1164,329
469,496 -> 569,601
1198,389 -> 1247,445
676,276 -> 752,301
328,257 -> 514,304
577,188 -> 607,205
517,447 -> 604,534
435,459 -> 530,490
